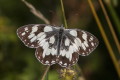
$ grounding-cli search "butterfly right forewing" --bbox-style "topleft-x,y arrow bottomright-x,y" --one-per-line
76,29 -> 99,56
65,29 -> 99,56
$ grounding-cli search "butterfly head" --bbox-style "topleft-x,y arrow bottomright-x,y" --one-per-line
60,24 -> 64,29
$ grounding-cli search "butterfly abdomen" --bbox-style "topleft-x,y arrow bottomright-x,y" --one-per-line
57,28 -> 64,55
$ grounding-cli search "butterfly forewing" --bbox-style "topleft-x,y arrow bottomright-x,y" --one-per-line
76,29 -> 99,56
64,29 -> 99,56
17,24 -> 53,48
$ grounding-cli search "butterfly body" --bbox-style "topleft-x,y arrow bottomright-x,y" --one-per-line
17,24 -> 99,67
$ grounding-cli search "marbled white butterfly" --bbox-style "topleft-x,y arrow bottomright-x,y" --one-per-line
17,24 -> 99,67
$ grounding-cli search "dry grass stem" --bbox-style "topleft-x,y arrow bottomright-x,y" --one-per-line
98,0 -> 120,53
22,0 -> 50,80
22,0 -> 85,79
88,0 -> 120,77
22,0 -> 50,24
41,66 -> 50,80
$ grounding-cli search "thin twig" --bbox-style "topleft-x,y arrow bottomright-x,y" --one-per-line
88,0 -> 120,77
22,0 -> 50,24
21,0 -> 50,80
41,66 -> 50,80
98,0 -> 120,53
60,0 -> 68,29
104,0 -> 120,35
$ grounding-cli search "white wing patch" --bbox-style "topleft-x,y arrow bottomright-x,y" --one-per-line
28,34 -> 35,39
21,32 -> 26,36
30,36 -> 37,42
31,25 -> 39,33
60,41 -> 77,61
49,36 -> 55,44
65,38 -> 70,46
69,30 -> 77,36
24,27 -> 28,31
44,26 -> 53,32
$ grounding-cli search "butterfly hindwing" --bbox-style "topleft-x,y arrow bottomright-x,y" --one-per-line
58,34 -> 79,67
35,27 -> 59,65
57,29 -> 98,67
35,47 -> 57,65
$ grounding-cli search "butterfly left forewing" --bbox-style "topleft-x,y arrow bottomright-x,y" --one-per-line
17,24 -> 53,48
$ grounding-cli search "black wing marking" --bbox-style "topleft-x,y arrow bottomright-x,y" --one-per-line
58,34 -> 79,67
35,28 -> 59,65
35,47 -> 57,65
57,29 -> 98,67
58,51 -> 79,67
64,29 -> 99,56
76,29 -> 99,56
35,33 -> 59,65
17,24 -> 54,48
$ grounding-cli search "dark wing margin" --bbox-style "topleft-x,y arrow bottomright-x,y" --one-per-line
17,24 -> 50,48
58,52 -> 79,67
63,29 -> 99,56
17,24 -> 60,65
35,47 -> 57,65
34,26 -> 59,65
58,34 -> 79,67
76,29 -> 99,56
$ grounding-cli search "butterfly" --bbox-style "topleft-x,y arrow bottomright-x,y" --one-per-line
17,24 -> 99,67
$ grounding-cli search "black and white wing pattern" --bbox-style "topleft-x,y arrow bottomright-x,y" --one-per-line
76,29 -> 99,56
35,32 -> 59,65
58,33 -> 79,67
17,24 -> 47,48
17,24 -> 59,65
58,29 -> 99,67
17,24 -> 99,67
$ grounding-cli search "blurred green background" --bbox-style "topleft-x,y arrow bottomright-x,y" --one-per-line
0,0 -> 120,80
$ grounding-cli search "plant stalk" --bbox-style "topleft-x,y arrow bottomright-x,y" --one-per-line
41,66 -> 50,80
98,0 -> 120,53
60,0 -> 68,29
88,0 -> 120,77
